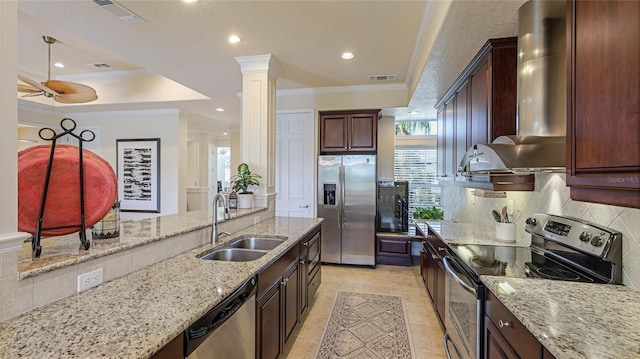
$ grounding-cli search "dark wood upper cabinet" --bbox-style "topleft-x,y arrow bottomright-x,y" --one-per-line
566,0 -> 640,208
319,109 -> 380,153
436,37 -> 518,179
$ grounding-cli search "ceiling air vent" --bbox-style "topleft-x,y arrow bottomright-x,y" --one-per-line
368,74 -> 397,81
92,0 -> 146,24
88,63 -> 111,69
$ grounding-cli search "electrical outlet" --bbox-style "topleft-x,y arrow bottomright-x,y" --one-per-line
77,268 -> 103,293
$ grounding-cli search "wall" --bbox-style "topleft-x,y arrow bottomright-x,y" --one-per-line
442,173 -> 640,290
49,109 -> 185,221
377,116 -> 395,181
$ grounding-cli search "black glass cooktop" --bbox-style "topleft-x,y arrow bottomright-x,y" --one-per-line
447,243 -> 604,283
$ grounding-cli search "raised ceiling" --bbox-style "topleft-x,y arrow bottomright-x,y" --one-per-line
16,0 -> 526,133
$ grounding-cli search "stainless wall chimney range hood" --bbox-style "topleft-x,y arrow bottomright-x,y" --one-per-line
458,0 -> 566,191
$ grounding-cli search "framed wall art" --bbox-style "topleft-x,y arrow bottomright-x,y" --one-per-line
116,138 -> 161,212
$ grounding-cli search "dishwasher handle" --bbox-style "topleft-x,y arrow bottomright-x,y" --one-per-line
186,277 -> 257,342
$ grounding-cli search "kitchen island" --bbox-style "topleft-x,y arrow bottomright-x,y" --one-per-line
419,220 -> 640,359
0,215 -> 322,358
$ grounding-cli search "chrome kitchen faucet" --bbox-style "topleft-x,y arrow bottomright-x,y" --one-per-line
212,192 -> 230,244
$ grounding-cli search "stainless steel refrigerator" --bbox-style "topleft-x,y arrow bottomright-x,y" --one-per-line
317,155 -> 376,265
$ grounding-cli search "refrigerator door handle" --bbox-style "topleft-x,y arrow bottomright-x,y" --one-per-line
340,165 -> 346,227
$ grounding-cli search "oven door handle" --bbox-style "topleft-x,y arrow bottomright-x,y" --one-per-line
442,255 -> 477,296
444,333 -> 464,359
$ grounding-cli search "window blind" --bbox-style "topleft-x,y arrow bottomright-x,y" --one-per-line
394,148 -> 442,219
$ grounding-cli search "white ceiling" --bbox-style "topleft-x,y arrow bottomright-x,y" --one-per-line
16,0 -> 526,135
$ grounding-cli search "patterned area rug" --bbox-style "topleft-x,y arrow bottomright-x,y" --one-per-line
315,290 -> 416,359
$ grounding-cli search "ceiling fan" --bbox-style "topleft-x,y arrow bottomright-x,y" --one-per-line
17,36 -> 98,104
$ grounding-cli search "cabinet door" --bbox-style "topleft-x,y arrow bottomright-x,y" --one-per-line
435,261 -> 446,326
257,284 -> 282,359
470,60 -> 490,146
348,113 -> 377,151
567,0 -> 640,208
299,257 -> 308,317
419,248 -> 427,285
283,264 -> 300,345
437,108 -> 446,178
444,98 -> 455,178
485,318 -> 519,359
320,113 -> 348,152
425,244 -> 437,302
150,334 -> 183,359
454,84 -> 469,179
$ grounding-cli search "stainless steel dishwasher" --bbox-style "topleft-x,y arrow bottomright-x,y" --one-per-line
184,277 -> 256,359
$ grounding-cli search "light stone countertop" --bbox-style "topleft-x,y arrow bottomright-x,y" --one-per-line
17,207 -> 266,279
482,277 -> 640,359
0,216 -> 323,359
414,220 -> 531,246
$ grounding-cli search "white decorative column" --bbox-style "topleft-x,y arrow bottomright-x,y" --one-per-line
235,54 -> 281,212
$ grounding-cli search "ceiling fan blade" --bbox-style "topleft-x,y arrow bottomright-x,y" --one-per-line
46,80 -> 98,104
21,92 -> 45,98
17,84 -> 41,94
18,74 -> 60,96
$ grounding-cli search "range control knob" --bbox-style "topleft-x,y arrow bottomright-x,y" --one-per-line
590,236 -> 604,247
579,231 -> 592,242
525,217 -> 538,226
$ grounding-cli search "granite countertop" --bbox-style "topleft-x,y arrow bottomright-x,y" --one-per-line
0,216 -> 323,358
482,277 -> 640,359
17,207 -> 266,279
414,220 -> 530,246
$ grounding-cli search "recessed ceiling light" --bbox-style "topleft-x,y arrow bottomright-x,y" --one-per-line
216,108 -> 225,112
54,62 -> 64,68
229,35 -> 240,44
223,132 -> 228,136
341,52 -> 354,60
409,111 -> 419,115
183,0 -> 198,3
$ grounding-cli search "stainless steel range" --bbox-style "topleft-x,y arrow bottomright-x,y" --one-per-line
442,214 -> 623,359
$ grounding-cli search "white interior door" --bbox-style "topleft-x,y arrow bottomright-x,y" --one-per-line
275,109 -> 315,217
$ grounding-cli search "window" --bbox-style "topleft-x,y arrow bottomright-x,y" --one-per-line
394,120 -> 441,219
395,120 -> 437,136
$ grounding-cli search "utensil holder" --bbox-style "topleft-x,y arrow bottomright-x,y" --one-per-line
495,222 -> 516,243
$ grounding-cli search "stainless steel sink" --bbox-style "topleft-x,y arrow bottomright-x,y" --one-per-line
200,248 -> 267,262
227,236 -> 286,250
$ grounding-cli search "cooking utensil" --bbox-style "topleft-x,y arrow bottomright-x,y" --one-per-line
501,206 -> 508,223
492,210 -> 503,223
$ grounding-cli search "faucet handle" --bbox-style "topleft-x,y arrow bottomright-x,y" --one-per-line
218,230 -> 231,238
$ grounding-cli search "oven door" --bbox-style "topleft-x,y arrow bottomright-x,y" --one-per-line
442,255 -> 483,359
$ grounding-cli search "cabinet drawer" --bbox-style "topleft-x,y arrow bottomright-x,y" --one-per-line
307,231 -> 321,274
426,235 -> 447,257
485,290 -> 541,359
377,237 -> 410,255
308,266 -> 321,301
258,244 -> 299,298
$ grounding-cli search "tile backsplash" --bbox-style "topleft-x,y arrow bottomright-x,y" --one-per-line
442,173 -> 640,290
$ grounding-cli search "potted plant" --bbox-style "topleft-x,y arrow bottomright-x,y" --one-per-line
231,162 -> 261,209
413,206 -> 444,222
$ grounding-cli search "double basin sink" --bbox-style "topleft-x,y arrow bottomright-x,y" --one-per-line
200,235 -> 288,262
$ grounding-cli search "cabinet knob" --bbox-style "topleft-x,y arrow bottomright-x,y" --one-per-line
302,242 -> 310,247
438,247 -> 446,252
299,204 -> 309,209
499,320 -> 512,328
432,254 -> 438,260
300,260 -> 305,265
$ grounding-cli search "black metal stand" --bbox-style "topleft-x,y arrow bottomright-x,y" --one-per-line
32,118 -> 96,258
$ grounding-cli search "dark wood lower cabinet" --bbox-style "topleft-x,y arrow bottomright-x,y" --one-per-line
256,228 -> 322,359
485,318 -> 519,359
283,263 -> 299,344
419,234 -> 447,329
150,334 -> 183,359
376,234 -> 412,266
258,283 -> 283,359
485,290 -> 551,359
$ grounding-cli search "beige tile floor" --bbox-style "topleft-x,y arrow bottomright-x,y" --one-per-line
285,264 -> 446,359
